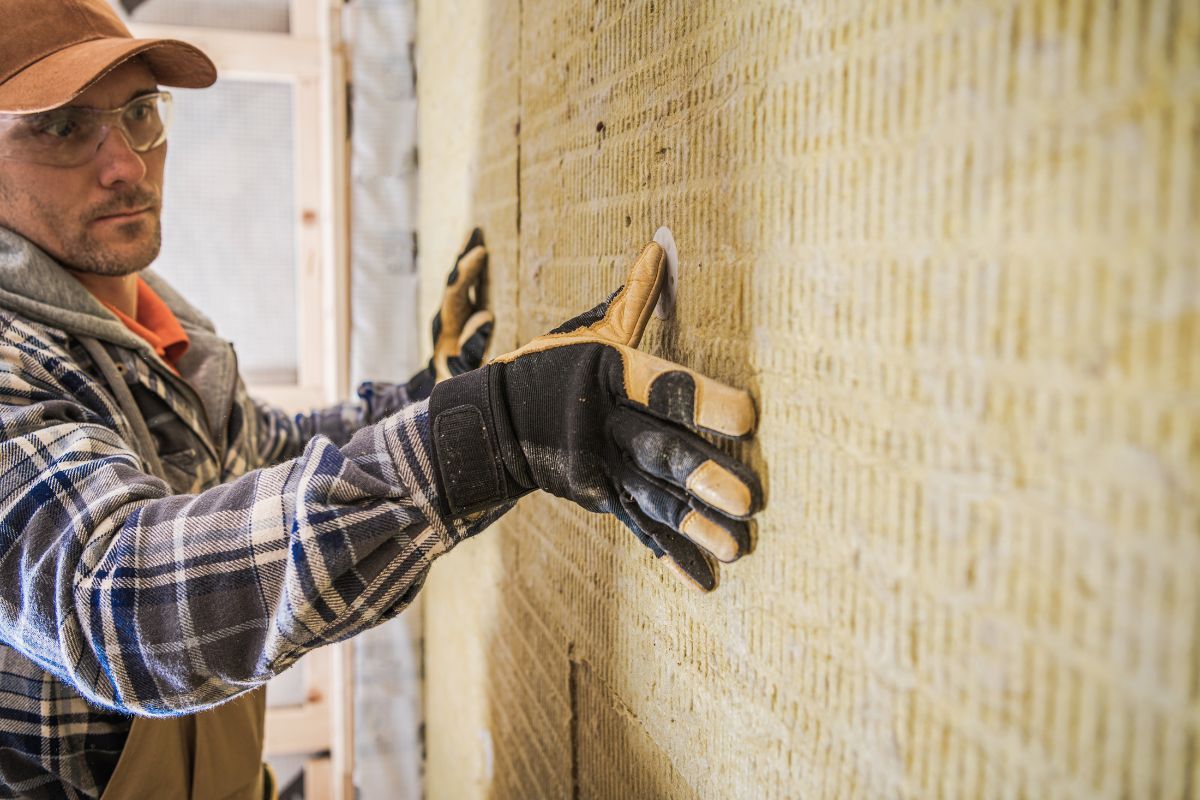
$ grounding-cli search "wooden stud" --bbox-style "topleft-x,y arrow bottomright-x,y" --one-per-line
303,757 -> 333,800
289,0 -> 319,39
126,25 -> 319,81
319,0 -> 352,403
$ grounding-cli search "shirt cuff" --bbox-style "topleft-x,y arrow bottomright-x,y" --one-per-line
376,398 -> 514,549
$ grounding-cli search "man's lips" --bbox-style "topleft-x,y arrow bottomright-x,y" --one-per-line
92,207 -> 154,223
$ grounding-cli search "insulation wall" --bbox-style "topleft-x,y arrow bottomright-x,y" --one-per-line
417,1 -> 1200,797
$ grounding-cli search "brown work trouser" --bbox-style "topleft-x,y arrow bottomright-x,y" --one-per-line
100,689 -> 271,800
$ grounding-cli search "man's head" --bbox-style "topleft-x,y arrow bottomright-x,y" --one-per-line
0,60 -> 168,275
0,0 -> 215,275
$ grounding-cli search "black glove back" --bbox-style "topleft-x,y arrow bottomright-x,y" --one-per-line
429,242 -> 764,591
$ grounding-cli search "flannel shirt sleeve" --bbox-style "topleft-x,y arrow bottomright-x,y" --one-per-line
0,328 -> 504,717
253,380 -> 419,464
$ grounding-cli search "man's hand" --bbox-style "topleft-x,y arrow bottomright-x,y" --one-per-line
428,241 -> 763,591
406,228 -> 494,400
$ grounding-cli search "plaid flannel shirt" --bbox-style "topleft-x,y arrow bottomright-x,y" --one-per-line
0,228 -> 503,798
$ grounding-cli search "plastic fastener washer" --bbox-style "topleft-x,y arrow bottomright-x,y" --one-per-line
652,226 -> 679,320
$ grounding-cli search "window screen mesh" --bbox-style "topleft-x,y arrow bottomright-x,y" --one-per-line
122,0 -> 289,33
152,81 -> 298,386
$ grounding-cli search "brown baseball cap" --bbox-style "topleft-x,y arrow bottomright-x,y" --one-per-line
0,0 -> 217,114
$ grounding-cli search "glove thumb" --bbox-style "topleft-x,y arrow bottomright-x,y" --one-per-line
590,242 -> 667,348
540,243 -> 667,348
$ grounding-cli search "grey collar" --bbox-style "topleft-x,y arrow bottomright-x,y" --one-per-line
0,226 -> 218,350
0,227 -> 239,438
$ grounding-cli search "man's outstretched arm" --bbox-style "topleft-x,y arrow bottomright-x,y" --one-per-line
0,322 -> 501,717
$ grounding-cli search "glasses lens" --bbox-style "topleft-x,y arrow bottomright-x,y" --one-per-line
122,93 -> 172,152
0,108 -> 103,166
0,92 -> 173,166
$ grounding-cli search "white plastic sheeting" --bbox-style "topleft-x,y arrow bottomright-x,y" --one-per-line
346,1 -> 424,798
348,0 -> 421,386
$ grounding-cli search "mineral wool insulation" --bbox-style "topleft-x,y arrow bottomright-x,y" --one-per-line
417,1 -> 1199,797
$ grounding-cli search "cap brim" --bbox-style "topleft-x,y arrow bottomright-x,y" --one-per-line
0,37 -> 217,114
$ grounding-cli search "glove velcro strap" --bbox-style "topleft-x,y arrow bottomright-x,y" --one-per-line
429,365 -> 526,517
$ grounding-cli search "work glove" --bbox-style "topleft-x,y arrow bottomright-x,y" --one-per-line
405,228 -> 494,400
427,241 -> 764,590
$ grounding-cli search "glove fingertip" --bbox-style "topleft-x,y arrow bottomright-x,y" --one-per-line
608,242 -> 667,348
465,227 -> 485,252
461,309 -> 495,335
645,368 -> 756,439
632,507 -> 719,591
683,458 -> 762,519
458,315 -> 495,365
679,508 -> 749,564
454,227 -> 486,263
661,552 -> 718,592
454,246 -> 489,287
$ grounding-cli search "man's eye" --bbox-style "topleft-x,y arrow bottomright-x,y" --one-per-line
128,102 -> 155,122
36,118 -> 79,139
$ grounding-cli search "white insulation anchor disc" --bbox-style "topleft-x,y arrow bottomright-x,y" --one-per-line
652,226 -> 679,320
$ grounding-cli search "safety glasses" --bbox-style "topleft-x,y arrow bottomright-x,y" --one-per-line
0,91 -> 173,167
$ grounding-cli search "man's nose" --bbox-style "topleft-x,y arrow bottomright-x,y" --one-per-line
94,127 -> 147,187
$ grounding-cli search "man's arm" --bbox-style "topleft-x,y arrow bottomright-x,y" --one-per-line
252,380 -> 419,464
0,236 -> 762,720
0,321 -> 502,717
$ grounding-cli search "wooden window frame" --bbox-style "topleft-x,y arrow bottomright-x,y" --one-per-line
130,0 -> 350,410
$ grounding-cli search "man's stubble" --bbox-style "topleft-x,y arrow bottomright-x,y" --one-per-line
0,173 -> 162,276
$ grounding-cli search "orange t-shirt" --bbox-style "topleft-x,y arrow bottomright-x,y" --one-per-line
95,278 -> 190,373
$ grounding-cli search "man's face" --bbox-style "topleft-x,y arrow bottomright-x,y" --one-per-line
0,60 -> 166,276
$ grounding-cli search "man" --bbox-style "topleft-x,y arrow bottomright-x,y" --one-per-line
0,1 -> 764,797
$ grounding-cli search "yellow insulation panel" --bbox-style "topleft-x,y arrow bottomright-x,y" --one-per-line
418,1 -> 1200,797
